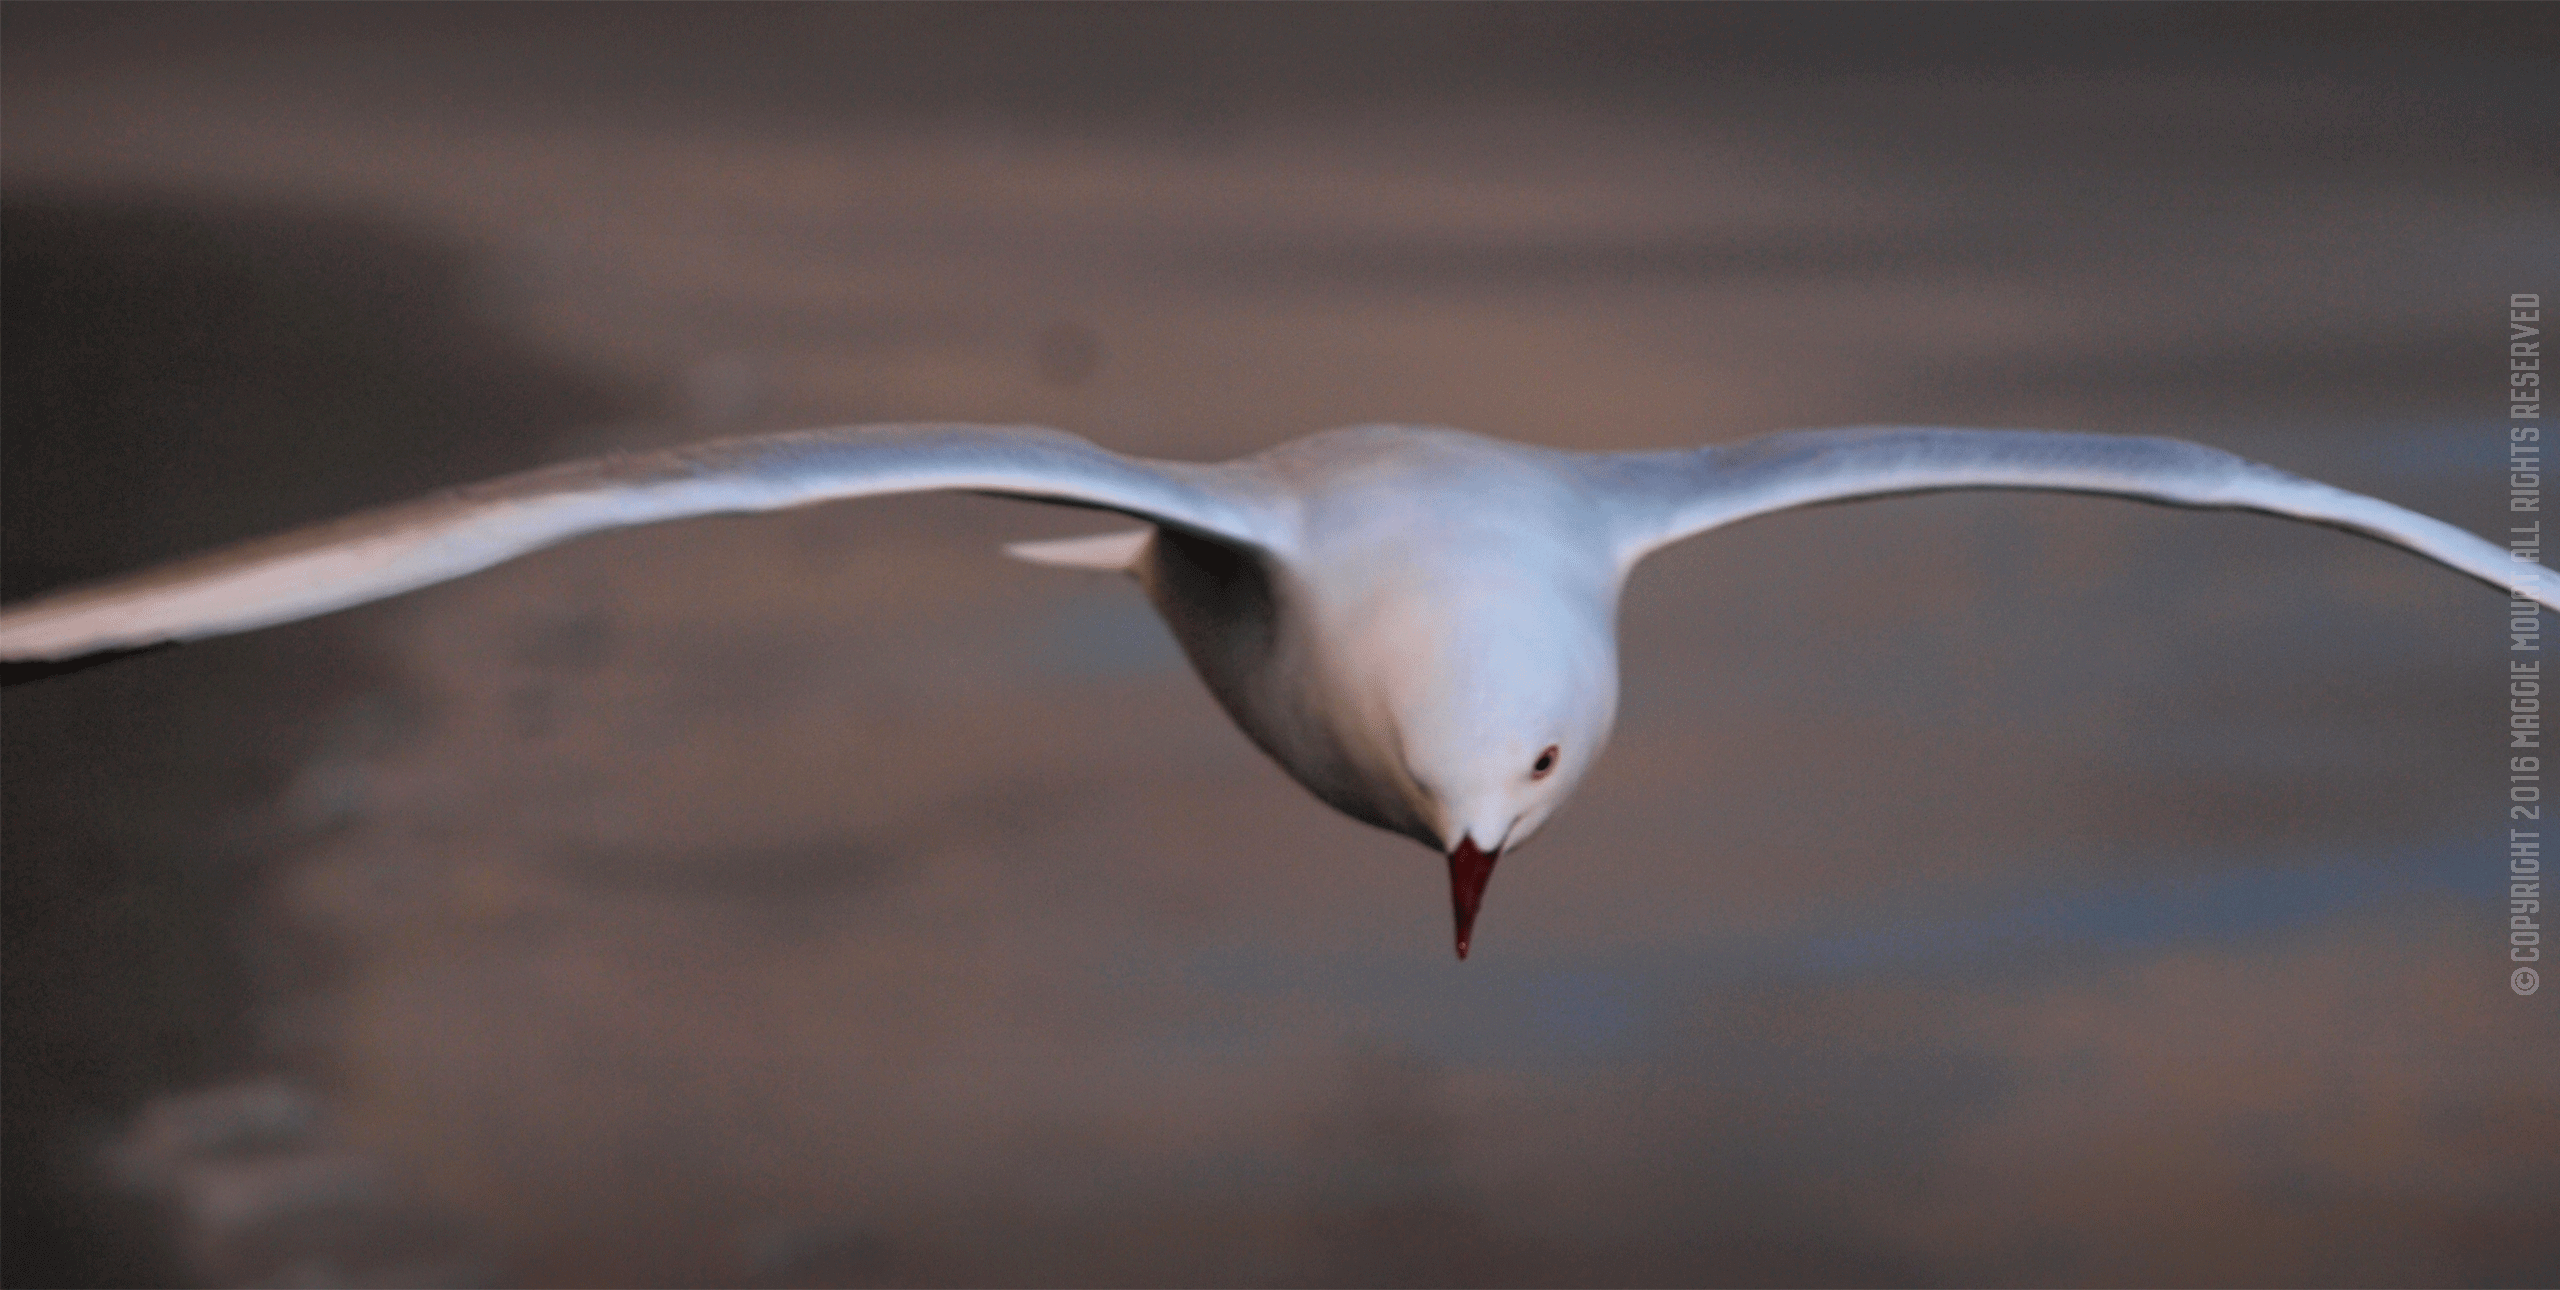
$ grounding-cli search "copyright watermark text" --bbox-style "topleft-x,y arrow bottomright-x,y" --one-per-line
2508,292 -> 2544,997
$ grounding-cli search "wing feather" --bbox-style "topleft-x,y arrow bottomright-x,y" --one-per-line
1581,426 -> 2560,609
0,423 -> 1286,661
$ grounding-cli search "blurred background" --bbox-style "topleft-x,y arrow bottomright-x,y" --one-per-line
4,4 -> 2555,1286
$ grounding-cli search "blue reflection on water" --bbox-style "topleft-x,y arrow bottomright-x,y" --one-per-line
1785,834 -> 2490,976
1027,589 -> 1183,678
1169,832 -> 2502,1075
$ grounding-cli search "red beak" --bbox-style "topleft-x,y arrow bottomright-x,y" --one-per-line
1446,837 -> 1501,960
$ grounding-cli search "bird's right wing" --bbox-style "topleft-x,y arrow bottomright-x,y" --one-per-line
0,423 -> 1292,663
1579,426 -> 2560,610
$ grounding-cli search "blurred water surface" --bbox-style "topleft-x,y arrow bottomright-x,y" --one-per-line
4,6 -> 2555,1286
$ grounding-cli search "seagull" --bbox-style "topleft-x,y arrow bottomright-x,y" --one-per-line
5,423 -> 2550,956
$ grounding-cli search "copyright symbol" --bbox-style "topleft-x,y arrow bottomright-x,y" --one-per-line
2516,967 -> 2541,996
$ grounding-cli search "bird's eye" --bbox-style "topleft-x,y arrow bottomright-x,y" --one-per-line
1531,745 -> 1559,779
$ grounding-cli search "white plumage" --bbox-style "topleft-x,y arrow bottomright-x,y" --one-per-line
6,423 -> 2544,955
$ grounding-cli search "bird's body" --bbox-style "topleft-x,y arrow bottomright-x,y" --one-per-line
5,421 -> 2550,956
1146,427 -> 1619,854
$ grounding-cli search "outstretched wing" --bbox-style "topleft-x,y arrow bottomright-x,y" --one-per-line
1580,426 -> 2560,610
0,423 -> 1288,662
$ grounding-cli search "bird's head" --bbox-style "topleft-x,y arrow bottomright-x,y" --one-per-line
1355,586 -> 1618,959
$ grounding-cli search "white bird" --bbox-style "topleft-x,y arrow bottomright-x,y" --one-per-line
5,423 -> 2550,956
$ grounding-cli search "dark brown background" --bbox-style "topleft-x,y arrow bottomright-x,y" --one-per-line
5,4 -> 2555,1286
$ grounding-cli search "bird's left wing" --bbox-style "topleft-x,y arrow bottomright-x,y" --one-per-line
0,423 -> 1289,663
1578,426 -> 2560,610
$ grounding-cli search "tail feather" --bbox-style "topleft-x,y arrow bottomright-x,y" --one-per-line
1002,528 -> 1152,572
